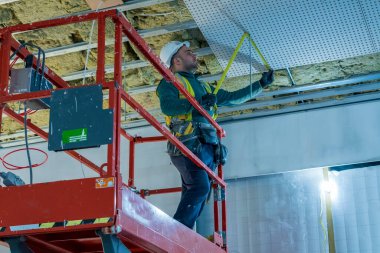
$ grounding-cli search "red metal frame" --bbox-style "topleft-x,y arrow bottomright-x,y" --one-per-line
0,9 -> 228,252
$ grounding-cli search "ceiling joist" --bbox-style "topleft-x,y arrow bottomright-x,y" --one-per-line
62,47 -> 213,81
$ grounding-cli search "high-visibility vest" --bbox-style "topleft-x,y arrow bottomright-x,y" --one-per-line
162,74 -> 218,136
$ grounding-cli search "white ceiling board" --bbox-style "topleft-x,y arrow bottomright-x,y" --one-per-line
184,0 -> 379,77
359,0 -> 380,52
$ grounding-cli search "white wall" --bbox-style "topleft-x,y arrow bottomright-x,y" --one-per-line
222,100 -> 380,178
1,99 -> 380,251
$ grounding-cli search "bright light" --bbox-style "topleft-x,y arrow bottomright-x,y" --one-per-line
320,179 -> 338,201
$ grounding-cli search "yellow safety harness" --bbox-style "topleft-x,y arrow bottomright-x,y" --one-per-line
164,73 -> 218,137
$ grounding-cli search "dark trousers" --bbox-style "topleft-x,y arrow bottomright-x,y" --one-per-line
170,143 -> 216,229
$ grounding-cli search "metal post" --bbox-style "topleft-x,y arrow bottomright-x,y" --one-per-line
0,33 -> 10,96
323,167 -> 336,253
96,14 -> 106,84
0,33 -> 11,135
217,163 -> 227,247
113,19 -> 123,216
213,184 -> 220,232
221,187 -> 227,249
128,141 -> 135,187
114,20 -> 122,176
106,19 -> 123,177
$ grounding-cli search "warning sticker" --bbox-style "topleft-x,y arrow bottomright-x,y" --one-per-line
7,217 -> 113,232
95,177 -> 115,189
62,128 -> 88,144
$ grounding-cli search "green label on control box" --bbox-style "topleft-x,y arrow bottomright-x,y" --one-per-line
62,128 -> 87,144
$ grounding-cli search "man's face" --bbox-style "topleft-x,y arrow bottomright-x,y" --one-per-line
173,45 -> 198,72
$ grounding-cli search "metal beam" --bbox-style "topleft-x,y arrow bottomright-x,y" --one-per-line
116,0 -> 175,11
62,47 -> 213,81
14,20 -> 197,61
220,81 -> 380,114
219,92 -> 380,122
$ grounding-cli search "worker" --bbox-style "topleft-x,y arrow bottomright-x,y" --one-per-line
156,41 -> 274,229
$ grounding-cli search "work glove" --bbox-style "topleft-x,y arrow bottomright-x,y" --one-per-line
201,93 -> 217,108
259,69 -> 274,88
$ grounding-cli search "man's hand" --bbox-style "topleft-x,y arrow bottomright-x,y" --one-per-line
201,94 -> 217,108
259,69 -> 274,88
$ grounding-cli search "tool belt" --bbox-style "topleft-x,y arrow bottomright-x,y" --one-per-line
167,121 -> 228,165
167,131 -> 201,156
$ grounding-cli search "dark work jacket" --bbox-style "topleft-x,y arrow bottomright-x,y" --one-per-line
156,71 -> 263,125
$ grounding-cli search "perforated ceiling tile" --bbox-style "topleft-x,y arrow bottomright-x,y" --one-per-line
359,0 -> 380,51
184,0 -> 380,77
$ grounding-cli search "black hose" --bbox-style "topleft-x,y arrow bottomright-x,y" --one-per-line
23,102 -> 33,185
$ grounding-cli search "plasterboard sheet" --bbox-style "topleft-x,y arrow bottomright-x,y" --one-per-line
184,0 -> 380,77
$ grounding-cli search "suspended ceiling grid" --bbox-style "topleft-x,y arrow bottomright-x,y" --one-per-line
183,0 -> 380,77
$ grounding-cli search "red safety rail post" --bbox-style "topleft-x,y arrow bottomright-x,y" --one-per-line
112,18 -> 123,215
217,131 -> 227,249
213,183 -> 220,232
96,12 -> 106,85
120,128 -> 136,188
128,141 -> 135,188
0,32 -> 11,136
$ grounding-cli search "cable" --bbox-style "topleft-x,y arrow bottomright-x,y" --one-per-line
1,148 -> 48,170
23,102 -> 33,184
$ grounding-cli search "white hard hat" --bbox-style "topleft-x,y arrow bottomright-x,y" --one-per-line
159,41 -> 190,68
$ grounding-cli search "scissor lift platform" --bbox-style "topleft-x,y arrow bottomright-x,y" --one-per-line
0,178 -> 225,252
0,7 -> 228,253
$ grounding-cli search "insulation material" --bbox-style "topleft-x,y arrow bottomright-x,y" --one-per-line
184,0 -> 380,77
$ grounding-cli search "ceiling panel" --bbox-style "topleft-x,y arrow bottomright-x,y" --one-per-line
184,0 -> 379,77
359,0 -> 380,51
